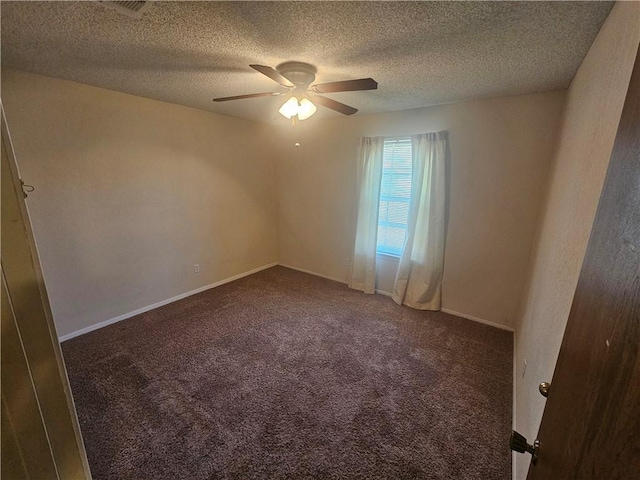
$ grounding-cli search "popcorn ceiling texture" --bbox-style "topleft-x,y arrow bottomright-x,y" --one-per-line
1,1 -> 612,123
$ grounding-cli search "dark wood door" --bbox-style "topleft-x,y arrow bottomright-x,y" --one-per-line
527,49 -> 640,479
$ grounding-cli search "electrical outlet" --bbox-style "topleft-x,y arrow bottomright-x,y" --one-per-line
194,264 -> 200,273
522,359 -> 527,378
344,258 -> 350,267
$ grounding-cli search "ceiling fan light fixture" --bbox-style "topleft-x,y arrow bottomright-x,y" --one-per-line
297,98 -> 317,120
278,97 -> 317,120
278,97 -> 299,119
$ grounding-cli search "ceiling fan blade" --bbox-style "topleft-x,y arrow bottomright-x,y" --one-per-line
213,92 -> 285,102
311,95 -> 358,115
250,64 -> 295,88
311,78 -> 378,94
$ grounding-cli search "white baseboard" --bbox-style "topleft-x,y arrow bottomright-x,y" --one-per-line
375,289 -> 393,297
278,265 -> 514,334
441,308 -> 514,332
277,263 -> 347,285
59,262 -> 278,342
377,293 -> 514,332
278,263 -> 514,332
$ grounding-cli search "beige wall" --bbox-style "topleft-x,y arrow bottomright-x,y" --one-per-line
1,70 -> 278,338
513,2 -> 640,479
274,91 -> 565,328
2,69 -> 566,337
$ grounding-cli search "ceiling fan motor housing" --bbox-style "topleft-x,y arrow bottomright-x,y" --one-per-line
276,61 -> 317,89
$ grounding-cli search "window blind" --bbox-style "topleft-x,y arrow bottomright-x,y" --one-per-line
377,138 -> 412,256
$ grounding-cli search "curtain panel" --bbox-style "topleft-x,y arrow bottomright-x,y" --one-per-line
349,137 -> 384,294
392,131 -> 448,310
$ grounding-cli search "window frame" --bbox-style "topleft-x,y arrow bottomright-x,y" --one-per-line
376,137 -> 412,258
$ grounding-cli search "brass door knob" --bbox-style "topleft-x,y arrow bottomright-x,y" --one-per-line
539,382 -> 551,397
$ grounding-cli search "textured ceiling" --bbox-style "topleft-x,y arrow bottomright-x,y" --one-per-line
1,1 -> 613,124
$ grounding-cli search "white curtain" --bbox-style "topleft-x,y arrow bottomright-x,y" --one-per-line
349,137 -> 384,294
392,131 -> 448,310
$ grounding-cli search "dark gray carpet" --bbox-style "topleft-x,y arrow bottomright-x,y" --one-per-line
62,266 -> 513,479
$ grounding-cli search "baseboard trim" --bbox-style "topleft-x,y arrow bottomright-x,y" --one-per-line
59,262 -> 279,342
377,294 -> 514,332
277,263 -> 347,285
375,289 -> 393,297
278,265 -> 514,334
278,263 -> 515,332
441,308 -> 514,332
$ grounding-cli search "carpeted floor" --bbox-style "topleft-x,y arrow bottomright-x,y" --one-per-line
62,266 -> 513,479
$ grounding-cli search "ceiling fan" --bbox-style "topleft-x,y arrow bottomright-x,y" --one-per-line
213,61 -> 378,120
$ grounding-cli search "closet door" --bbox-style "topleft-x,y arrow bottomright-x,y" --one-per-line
2,270 -> 58,479
1,108 -> 92,479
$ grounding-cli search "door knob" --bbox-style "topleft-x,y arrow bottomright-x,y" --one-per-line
539,382 -> 550,397
510,430 -> 540,465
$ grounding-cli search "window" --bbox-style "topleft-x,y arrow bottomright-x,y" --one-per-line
377,138 -> 412,256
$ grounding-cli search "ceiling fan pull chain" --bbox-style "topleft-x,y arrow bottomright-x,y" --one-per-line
293,116 -> 301,147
